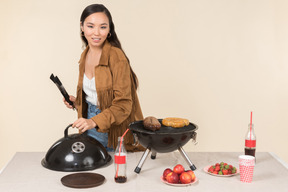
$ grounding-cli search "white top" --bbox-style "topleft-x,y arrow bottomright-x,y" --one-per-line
83,74 -> 97,105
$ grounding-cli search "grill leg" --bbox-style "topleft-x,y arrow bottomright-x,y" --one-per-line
134,148 -> 151,174
151,151 -> 157,159
178,146 -> 197,171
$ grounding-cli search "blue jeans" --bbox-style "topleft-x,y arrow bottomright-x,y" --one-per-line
86,102 -> 114,152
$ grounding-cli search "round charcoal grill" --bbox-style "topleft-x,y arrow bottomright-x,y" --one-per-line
129,119 -> 198,173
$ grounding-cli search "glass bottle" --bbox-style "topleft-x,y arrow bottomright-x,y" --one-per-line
114,136 -> 127,183
245,123 -> 256,157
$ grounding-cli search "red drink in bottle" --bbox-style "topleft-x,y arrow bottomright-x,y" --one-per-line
245,123 -> 256,158
114,136 -> 127,183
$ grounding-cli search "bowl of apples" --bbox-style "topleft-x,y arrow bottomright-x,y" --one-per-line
161,164 -> 198,186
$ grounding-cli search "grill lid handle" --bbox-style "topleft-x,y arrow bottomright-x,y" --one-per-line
64,124 -> 73,138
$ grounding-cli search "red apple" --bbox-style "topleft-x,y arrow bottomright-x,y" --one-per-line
186,170 -> 196,181
179,172 -> 192,184
162,168 -> 173,180
166,172 -> 179,184
173,164 -> 185,175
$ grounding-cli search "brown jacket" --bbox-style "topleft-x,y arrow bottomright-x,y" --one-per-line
75,40 -> 144,151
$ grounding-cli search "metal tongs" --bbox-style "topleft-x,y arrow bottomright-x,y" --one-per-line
50,73 -> 75,110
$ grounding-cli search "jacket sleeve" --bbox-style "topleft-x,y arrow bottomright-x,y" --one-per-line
91,59 -> 133,132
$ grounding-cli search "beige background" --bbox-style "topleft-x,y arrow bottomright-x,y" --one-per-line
1,0 -> 288,170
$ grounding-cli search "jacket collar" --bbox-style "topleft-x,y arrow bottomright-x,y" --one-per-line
78,40 -> 112,66
99,40 -> 111,66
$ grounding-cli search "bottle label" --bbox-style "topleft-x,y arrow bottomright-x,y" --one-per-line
114,155 -> 126,164
245,140 -> 256,148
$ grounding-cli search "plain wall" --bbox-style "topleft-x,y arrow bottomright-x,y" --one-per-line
1,0 -> 288,170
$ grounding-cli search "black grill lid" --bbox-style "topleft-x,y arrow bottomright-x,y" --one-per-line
41,125 -> 111,172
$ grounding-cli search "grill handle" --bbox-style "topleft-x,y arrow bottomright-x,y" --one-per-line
64,124 -> 73,138
191,132 -> 198,145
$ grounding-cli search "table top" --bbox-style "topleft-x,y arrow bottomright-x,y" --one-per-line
0,152 -> 288,192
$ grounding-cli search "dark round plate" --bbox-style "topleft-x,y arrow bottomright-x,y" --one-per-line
61,172 -> 105,188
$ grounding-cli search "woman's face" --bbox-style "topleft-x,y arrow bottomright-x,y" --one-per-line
81,12 -> 110,48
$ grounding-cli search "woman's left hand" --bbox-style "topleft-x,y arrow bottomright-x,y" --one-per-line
72,118 -> 97,133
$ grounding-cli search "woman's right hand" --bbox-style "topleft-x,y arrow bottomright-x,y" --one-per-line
63,95 -> 76,110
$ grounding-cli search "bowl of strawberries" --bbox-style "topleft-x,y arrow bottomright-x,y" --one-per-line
204,162 -> 239,177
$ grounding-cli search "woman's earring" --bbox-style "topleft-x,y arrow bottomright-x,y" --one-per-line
108,32 -> 111,38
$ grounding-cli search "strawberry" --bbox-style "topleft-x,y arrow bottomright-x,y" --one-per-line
208,166 -> 214,173
215,166 -> 220,172
213,171 -> 218,174
222,169 -> 228,175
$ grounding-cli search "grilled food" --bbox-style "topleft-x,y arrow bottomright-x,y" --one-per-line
143,116 -> 161,131
162,117 -> 189,128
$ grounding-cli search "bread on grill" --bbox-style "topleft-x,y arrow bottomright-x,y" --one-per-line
162,117 -> 189,128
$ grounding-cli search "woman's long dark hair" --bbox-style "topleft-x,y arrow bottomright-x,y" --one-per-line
80,4 -> 139,89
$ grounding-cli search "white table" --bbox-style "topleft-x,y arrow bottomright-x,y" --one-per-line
0,152 -> 288,192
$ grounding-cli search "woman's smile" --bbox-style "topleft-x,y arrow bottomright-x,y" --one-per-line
92,37 -> 101,43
